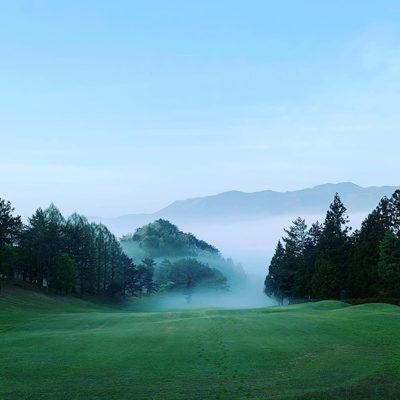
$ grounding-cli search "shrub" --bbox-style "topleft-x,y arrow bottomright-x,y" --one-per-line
351,298 -> 400,306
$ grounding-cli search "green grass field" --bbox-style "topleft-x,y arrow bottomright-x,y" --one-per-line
1,282 -> 400,400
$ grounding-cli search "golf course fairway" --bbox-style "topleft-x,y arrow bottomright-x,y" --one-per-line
1,284 -> 400,399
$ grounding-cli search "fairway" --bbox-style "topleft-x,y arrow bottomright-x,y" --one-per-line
1,286 -> 400,399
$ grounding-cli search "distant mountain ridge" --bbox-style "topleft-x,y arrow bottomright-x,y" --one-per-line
87,183 -> 400,234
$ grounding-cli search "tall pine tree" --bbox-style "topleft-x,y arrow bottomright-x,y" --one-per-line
312,193 -> 351,300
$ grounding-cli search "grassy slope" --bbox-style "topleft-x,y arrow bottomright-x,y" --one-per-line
1,283 -> 399,400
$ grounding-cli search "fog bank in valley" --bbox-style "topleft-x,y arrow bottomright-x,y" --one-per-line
141,277 -> 277,312
115,212 -> 367,310
180,212 -> 366,278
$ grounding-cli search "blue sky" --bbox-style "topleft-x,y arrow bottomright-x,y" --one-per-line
1,1 -> 400,219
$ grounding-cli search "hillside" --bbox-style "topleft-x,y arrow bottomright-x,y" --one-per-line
0,280 -> 123,315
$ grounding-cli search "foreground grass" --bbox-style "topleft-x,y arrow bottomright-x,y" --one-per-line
1,283 -> 400,399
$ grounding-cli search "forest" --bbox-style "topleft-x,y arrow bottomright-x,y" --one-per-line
2,190 -> 400,305
264,190 -> 400,304
0,200 -> 240,301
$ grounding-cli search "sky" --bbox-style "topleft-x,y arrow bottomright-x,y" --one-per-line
1,0 -> 400,220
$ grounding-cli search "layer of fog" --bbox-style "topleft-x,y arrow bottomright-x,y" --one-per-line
179,212 -> 367,278
115,212 -> 368,310
141,276 -> 277,312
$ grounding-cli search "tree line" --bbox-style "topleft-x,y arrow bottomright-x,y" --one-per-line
0,199 -> 156,298
264,191 -> 400,304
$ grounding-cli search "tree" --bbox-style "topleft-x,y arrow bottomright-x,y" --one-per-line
264,218 -> 308,303
183,275 -> 196,303
64,213 -> 92,298
158,281 -> 175,295
124,219 -> 221,258
312,193 -> 351,300
155,257 -> 228,297
0,199 -> 22,250
348,197 -> 392,297
140,258 -> 157,296
378,231 -> 400,297
23,208 -> 49,286
49,253 -> 76,295
264,240 -> 285,305
283,217 -> 308,260
294,221 -> 322,299
0,198 -> 22,294
280,217 -> 308,298
44,203 -> 66,260
389,189 -> 400,232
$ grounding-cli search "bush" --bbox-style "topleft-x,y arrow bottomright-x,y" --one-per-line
381,297 -> 400,306
351,298 -> 400,306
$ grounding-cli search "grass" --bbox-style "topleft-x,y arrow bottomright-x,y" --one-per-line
1,282 -> 400,399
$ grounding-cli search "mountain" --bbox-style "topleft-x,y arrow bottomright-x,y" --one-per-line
87,183 -> 400,235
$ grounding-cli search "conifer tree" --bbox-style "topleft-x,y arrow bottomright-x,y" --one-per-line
312,193 -> 351,300
378,231 -> 400,297
264,240 -> 285,305
348,197 -> 392,297
0,198 -> 22,294
294,221 -> 322,299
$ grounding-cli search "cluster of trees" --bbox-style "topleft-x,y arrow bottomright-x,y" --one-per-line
264,191 -> 400,304
1,201 -> 235,302
0,198 -> 156,298
121,219 -> 246,293
155,257 -> 229,302
121,218 -> 220,258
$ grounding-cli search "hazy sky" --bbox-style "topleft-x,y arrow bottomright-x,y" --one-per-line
1,1 -> 400,219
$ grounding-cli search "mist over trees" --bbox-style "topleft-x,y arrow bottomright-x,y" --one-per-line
5,187 -> 399,305
0,200 -> 153,298
156,258 -> 229,296
264,191 -> 400,303
120,219 -> 245,296
0,202 -> 238,301
121,218 -> 220,258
